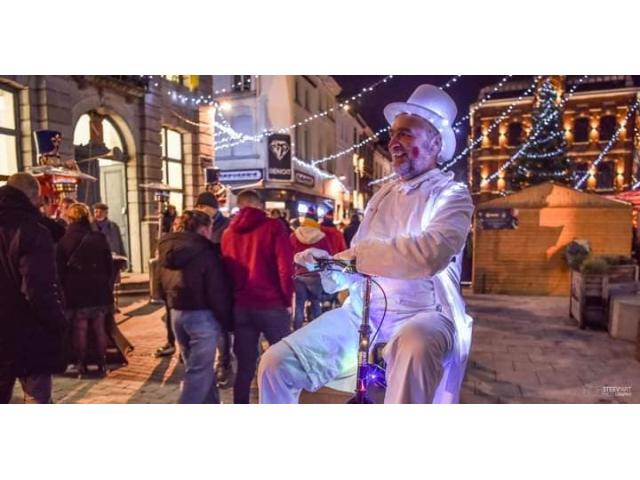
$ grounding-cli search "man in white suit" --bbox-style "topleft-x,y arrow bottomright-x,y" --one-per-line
258,84 -> 474,403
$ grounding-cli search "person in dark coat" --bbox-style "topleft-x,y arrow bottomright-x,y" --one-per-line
0,173 -> 68,404
158,210 -> 233,404
343,213 -> 361,248
57,203 -> 114,377
194,191 -> 234,387
93,202 -> 126,256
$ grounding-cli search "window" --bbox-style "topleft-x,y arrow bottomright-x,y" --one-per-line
598,115 -> 617,142
573,117 -> 590,143
488,126 -> 500,146
0,86 -> 19,182
161,127 -> 184,210
232,75 -> 252,93
230,113 -> 253,157
507,122 -> 524,147
596,161 -> 615,190
572,161 -> 590,186
304,128 -> 310,161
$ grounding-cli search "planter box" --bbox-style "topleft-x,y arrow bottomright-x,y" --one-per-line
570,265 -> 639,329
609,294 -> 640,341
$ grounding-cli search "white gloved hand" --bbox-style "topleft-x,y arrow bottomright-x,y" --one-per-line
294,247 -> 331,271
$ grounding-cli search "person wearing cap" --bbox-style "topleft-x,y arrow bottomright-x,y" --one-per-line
192,190 -> 235,387
92,202 -> 126,257
258,84 -> 474,404
290,207 -> 332,330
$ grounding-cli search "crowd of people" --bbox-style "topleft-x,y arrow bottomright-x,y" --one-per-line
0,173 -> 129,403
1,84 -> 474,405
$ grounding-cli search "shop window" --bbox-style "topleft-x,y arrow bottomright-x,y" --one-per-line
598,115 -> 617,142
161,127 -> 184,209
573,117 -> 590,142
596,161 -> 614,190
0,86 -> 19,182
507,122 -> 524,147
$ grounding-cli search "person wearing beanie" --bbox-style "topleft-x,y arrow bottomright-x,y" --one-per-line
290,207 -> 332,330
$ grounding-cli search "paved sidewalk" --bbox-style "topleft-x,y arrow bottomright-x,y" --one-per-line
10,292 -> 640,404
462,294 -> 640,403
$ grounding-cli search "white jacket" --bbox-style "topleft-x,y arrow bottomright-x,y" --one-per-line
324,168 -> 474,402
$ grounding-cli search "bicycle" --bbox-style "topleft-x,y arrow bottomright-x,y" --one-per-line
296,257 -> 388,404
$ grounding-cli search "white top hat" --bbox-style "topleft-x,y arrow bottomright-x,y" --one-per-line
384,84 -> 458,163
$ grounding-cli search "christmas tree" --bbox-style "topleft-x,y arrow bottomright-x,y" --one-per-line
508,78 -> 570,190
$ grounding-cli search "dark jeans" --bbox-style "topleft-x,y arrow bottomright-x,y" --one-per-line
294,275 -> 323,330
233,307 -> 291,404
216,328 -> 232,369
171,309 -> 221,404
71,306 -> 109,366
0,364 -> 52,404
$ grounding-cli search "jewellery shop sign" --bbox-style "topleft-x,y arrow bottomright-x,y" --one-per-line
267,133 -> 293,182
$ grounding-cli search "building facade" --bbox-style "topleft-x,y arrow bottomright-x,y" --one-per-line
468,76 -> 640,196
0,75 -> 214,272
213,75 -> 341,219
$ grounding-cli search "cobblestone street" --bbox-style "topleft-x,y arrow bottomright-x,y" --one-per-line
10,291 -> 640,404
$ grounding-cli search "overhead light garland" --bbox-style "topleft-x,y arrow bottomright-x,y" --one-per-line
481,74 -> 589,186
441,76 -> 543,173
214,75 -> 397,150
370,75 -> 520,187
574,97 -> 640,189
306,75 -> 463,168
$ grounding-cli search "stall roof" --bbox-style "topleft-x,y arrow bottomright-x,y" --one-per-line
477,182 -> 632,210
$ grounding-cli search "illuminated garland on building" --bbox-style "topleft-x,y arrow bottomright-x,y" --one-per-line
481,75 -> 589,186
574,97 -> 640,189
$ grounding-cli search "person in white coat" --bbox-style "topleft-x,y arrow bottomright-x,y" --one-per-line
258,84 -> 474,403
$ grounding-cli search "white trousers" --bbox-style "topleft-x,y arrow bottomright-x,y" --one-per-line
258,305 -> 456,404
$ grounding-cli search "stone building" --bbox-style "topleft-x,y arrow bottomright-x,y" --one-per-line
0,75 -> 214,272
468,76 -> 640,196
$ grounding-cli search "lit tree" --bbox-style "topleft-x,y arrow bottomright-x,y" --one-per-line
508,78 -> 570,190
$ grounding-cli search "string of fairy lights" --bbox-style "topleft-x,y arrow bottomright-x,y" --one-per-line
574,97 -> 640,189
481,74 -> 590,186
213,75 -> 396,149
369,75 -> 533,187
306,75 -> 463,168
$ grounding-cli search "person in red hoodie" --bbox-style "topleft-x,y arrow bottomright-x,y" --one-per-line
319,209 -> 347,255
290,207 -> 332,330
221,189 -> 294,404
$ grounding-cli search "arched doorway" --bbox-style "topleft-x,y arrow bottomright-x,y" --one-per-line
73,112 -> 130,260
